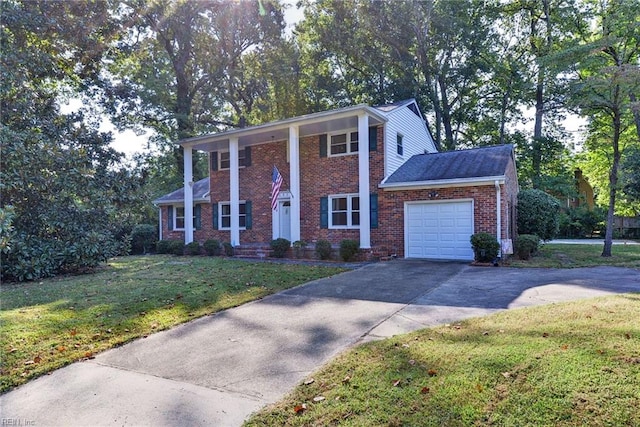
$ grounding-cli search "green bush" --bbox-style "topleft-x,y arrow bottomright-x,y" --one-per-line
270,238 -> 291,258
131,224 -> 157,254
315,239 -> 333,260
339,239 -> 360,261
517,189 -> 561,241
156,240 -> 184,255
470,233 -> 500,263
292,240 -> 307,258
558,206 -> 605,238
222,242 -> 234,256
515,234 -> 540,260
203,239 -> 222,256
185,241 -> 201,256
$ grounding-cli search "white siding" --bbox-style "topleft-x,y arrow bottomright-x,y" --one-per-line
383,102 -> 437,177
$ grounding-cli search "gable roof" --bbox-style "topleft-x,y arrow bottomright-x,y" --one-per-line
153,177 -> 210,205
381,145 -> 514,189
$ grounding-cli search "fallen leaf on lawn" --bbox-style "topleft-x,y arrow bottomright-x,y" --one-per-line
501,372 -> 511,378
499,329 -> 505,333
561,344 -> 569,350
313,396 -> 325,402
454,325 -> 462,330
483,331 -> 489,336
24,360 -> 35,366
151,323 -> 158,329
92,333 -> 101,339
476,383 -> 484,392
9,348 -> 18,353
402,343 -> 410,348
303,378 -> 315,385
625,333 -> 631,339
597,349 -> 605,354
70,329 -> 77,336
420,386 -> 430,394
106,329 -> 112,334
392,379 -> 401,387
408,359 -> 416,365
342,375 -> 351,384
542,332 -> 549,338
57,346 -> 65,352
428,369 -> 437,377
293,404 -> 307,414
33,355 -> 41,363
84,351 -> 93,358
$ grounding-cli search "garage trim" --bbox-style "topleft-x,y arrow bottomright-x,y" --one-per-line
404,198 -> 475,260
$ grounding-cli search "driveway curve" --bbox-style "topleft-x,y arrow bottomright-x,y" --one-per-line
2,260 -> 638,426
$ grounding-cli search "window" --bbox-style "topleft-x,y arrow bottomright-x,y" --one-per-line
329,194 -> 360,228
219,149 -> 246,170
397,133 -> 404,156
329,131 -> 359,156
218,202 -> 247,230
175,206 -> 185,229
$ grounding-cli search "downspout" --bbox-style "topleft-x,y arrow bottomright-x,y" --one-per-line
158,205 -> 162,241
495,180 -> 501,257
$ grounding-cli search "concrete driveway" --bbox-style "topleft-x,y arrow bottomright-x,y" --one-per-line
2,260 -> 639,426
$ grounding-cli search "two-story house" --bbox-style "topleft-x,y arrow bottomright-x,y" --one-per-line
154,99 -> 518,260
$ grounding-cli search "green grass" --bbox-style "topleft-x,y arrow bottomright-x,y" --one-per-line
246,294 -> 640,427
0,255 -> 346,392
507,243 -> 640,268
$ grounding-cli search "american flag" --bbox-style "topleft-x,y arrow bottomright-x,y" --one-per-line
271,165 -> 283,211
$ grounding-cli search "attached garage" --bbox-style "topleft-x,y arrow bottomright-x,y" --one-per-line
405,200 -> 474,260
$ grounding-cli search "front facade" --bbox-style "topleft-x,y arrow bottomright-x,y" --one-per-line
155,100 -> 518,260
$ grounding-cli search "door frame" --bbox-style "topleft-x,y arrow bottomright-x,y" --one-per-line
271,191 -> 292,240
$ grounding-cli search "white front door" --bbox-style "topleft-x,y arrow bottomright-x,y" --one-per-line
279,201 -> 291,241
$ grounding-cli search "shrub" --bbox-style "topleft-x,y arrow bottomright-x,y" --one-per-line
156,240 -> 184,255
517,189 -> 561,241
470,233 -> 500,263
339,239 -> 360,261
315,239 -> 332,260
203,239 -> 222,256
131,224 -> 157,254
558,206 -> 605,238
515,234 -> 540,260
270,238 -> 291,258
222,242 -> 234,256
292,240 -> 307,258
185,241 -> 201,256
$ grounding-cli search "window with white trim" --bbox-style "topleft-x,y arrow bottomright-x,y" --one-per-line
218,202 -> 247,230
397,133 -> 404,156
329,194 -> 360,228
219,149 -> 247,170
173,206 -> 197,230
329,131 -> 359,156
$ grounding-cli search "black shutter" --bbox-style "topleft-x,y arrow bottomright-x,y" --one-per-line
244,146 -> 251,166
370,194 -> 378,229
319,134 -> 328,157
167,205 -> 174,230
320,197 -> 328,229
210,152 -> 218,171
212,203 -> 218,230
194,204 -> 202,230
369,126 -> 378,151
245,201 -> 252,230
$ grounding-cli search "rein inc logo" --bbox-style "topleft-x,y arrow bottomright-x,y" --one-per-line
1,420 -> 35,426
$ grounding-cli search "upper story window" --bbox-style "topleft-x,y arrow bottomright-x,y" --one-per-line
219,149 -> 247,170
396,133 -> 404,156
329,194 -> 360,228
330,131 -> 359,156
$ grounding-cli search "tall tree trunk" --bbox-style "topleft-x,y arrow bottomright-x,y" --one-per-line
602,97 -> 622,257
629,92 -> 640,141
438,74 -> 455,150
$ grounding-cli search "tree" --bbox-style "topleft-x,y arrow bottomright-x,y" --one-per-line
569,0 -> 640,256
517,189 -> 562,240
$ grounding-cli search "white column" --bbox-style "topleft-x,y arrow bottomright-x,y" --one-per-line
229,138 -> 240,246
358,113 -> 371,248
183,146 -> 194,244
289,126 -> 301,243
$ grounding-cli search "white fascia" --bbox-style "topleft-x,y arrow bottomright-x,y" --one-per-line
379,175 -> 506,191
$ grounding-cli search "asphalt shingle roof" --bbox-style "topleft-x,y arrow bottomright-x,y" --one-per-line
385,144 -> 514,184
153,177 -> 210,205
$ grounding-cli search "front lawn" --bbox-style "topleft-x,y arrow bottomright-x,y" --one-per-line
0,255 -> 346,392
507,243 -> 640,268
246,294 -> 640,426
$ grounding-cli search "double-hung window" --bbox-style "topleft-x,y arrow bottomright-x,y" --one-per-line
219,149 -> 247,170
174,206 -> 185,230
329,131 -> 359,156
329,194 -> 360,228
172,205 -> 199,230
396,133 -> 404,156
218,202 -> 247,230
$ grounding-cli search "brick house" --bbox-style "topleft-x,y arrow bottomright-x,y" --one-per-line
154,99 -> 518,260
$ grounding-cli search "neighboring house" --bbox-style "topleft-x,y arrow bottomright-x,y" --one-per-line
154,99 -> 518,260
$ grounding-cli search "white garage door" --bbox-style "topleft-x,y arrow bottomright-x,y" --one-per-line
405,200 -> 474,260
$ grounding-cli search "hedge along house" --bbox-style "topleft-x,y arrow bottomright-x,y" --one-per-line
154,99 -> 518,260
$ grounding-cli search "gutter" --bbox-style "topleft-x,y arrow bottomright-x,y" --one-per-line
379,175 -> 506,191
